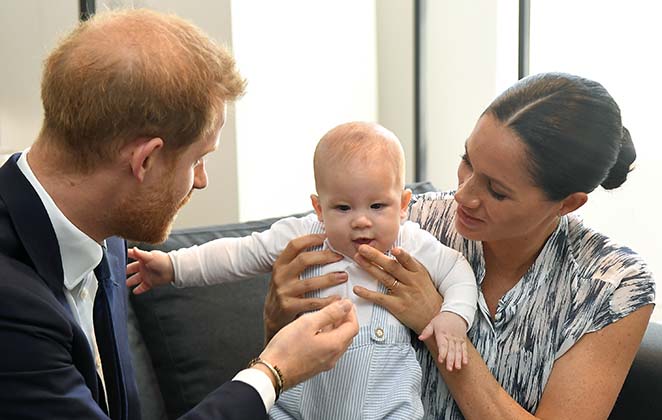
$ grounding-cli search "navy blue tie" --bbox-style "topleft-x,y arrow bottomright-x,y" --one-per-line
93,248 -> 123,419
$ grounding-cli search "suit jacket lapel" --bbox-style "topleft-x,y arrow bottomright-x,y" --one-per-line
0,154 -> 69,309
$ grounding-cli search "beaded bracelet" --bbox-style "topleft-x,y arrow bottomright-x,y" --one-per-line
248,357 -> 284,400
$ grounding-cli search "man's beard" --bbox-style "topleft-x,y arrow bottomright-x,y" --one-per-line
115,181 -> 193,244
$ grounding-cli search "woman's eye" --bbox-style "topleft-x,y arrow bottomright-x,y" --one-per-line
370,203 -> 385,210
488,185 -> 507,201
460,153 -> 472,168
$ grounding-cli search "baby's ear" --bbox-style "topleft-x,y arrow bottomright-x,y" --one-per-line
400,189 -> 412,220
310,194 -> 324,222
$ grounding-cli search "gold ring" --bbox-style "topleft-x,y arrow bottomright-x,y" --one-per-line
389,279 -> 399,290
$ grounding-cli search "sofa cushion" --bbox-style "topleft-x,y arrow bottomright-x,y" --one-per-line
129,181 -> 439,418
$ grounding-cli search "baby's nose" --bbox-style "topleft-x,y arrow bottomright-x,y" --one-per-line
351,215 -> 372,229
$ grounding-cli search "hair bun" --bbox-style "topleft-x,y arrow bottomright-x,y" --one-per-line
601,127 -> 636,190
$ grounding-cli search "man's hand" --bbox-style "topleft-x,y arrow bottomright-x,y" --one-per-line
259,299 -> 358,389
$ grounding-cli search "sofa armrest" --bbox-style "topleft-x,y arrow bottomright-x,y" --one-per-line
609,321 -> 662,419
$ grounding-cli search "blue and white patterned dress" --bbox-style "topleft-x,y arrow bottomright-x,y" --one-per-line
408,191 -> 656,419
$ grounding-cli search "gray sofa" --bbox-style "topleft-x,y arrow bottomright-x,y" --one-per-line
126,182 -> 662,420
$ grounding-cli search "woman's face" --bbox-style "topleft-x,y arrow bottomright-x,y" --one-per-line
454,113 -> 562,244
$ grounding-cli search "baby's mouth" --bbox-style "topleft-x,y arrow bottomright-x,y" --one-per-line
352,238 -> 374,246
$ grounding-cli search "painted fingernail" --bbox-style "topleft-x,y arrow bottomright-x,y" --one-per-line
334,272 -> 348,281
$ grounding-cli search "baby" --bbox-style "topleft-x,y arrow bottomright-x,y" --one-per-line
126,122 -> 477,420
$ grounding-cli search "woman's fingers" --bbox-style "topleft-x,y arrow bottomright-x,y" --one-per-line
278,234 -> 326,265
288,271 -> 348,296
355,245 -> 426,288
353,253 -> 397,288
391,247 -> 425,273
275,248 -> 343,284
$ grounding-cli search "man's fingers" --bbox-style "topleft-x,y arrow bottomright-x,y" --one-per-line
308,299 -> 354,332
287,296 -> 342,315
322,305 -> 359,347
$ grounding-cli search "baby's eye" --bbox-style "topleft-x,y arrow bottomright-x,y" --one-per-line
370,203 -> 385,210
335,205 -> 351,212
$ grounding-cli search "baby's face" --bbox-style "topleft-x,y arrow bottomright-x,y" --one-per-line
312,160 -> 410,259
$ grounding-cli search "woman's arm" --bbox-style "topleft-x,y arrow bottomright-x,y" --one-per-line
353,244 -> 654,420
422,305 -> 652,420
534,305 -> 652,419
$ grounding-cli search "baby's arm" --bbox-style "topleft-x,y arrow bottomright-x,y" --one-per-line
126,215 -> 314,292
419,311 -> 468,371
126,248 -> 174,294
402,223 -> 478,369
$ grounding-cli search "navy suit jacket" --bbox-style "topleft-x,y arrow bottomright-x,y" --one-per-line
0,154 -> 266,419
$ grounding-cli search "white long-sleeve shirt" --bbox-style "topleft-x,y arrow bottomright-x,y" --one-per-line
170,213 -> 477,328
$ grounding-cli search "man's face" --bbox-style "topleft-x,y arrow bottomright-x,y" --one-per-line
118,124 -> 221,244
312,158 -> 410,258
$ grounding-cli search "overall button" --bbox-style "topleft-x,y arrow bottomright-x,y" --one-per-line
374,327 -> 384,338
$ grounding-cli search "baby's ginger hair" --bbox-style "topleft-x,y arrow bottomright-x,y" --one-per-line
313,122 -> 405,191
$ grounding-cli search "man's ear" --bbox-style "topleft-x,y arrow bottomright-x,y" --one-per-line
559,192 -> 588,216
127,137 -> 165,182
400,189 -> 412,220
310,194 -> 324,222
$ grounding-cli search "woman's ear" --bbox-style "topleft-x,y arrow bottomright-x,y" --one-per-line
559,192 -> 588,216
311,194 -> 324,222
127,137 -> 165,182
400,189 -> 412,220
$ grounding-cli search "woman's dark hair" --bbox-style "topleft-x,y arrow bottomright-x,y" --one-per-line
485,72 -> 636,201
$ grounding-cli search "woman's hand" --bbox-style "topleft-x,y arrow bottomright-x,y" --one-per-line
352,245 -> 443,334
264,234 -> 348,342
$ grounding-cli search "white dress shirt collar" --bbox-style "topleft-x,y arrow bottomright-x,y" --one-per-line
17,150 -> 103,290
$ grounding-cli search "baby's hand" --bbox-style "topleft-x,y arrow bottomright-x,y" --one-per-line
418,311 -> 468,371
126,247 -> 174,294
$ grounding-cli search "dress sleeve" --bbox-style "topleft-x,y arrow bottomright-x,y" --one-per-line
588,254 -> 656,332
170,215 -> 314,287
